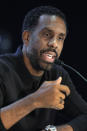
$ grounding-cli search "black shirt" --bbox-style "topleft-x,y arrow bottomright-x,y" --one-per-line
0,46 -> 87,131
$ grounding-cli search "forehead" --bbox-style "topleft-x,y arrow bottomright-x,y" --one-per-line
36,15 -> 66,34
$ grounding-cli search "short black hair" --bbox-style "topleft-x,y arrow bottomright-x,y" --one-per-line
22,6 -> 68,33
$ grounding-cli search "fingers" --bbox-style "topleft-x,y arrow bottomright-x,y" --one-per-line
55,76 -> 62,84
59,85 -> 70,96
58,91 -> 66,99
59,97 -> 64,105
54,102 -> 64,110
41,76 -> 70,97
57,103 -> 64,109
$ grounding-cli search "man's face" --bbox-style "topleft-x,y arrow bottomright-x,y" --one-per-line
24,15 -> 66,71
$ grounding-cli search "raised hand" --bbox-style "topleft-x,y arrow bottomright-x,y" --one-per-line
34,77 -> 70,110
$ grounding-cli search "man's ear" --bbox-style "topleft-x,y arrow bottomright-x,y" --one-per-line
22,30 -> 30,45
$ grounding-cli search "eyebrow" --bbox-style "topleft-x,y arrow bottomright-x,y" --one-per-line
59,33 -> 66,37
41,27 -> 66,37
41,27 -> 52,32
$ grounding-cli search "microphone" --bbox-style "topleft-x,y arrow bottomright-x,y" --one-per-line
55,59 -> 87,82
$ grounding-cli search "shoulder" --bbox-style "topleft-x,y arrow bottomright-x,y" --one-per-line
0,53 -> 16,68
0,53 -> 20,78
0,46 -> 23,68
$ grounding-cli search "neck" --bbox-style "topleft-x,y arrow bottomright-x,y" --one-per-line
23,53 -> 44,77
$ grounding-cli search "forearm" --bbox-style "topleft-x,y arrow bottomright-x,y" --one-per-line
56,124 -> 73,131
42,124 -> 73,131
0,93 -> 39,130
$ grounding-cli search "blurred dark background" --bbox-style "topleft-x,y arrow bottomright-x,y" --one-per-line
0,0 -> 87,100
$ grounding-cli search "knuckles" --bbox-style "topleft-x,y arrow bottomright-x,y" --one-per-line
37,81 -> 67,110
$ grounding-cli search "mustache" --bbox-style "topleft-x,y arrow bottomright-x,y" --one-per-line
40,48 -> 58,57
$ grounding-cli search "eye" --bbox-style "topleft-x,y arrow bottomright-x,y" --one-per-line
40,29 -> 53,40
44,32 -> 50,37
57,36 -> 64,41
42,32 -> 52,40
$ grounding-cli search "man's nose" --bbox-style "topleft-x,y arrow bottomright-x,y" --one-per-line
47,38 -> 58,48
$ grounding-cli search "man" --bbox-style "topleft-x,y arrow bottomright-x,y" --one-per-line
0,6 -> 87,131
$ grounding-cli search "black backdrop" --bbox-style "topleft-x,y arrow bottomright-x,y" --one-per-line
0,0 -> 87,100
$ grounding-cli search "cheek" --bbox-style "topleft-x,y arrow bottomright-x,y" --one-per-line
33,36 -> 42,47
29,39 -> 43,56
29,38 -> 40,50
28,33 -> 47,54
57,43 -> 64,56
34,39 -> 45,52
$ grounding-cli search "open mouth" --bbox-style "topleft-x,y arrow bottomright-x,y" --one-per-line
41,51 -> 56,63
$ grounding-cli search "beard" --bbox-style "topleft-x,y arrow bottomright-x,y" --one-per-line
26,48 -> 54,71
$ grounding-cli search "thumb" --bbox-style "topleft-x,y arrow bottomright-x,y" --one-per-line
55,76 -> 62,84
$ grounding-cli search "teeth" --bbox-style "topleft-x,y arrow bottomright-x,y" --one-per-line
47,54 -> 53,58
48,54 -> 52,57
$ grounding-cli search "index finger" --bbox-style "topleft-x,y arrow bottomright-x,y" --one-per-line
59,85 -> 70,96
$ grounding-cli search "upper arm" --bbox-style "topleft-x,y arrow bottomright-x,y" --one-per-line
63,71 -> 87,117
0,78 -> 5,108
